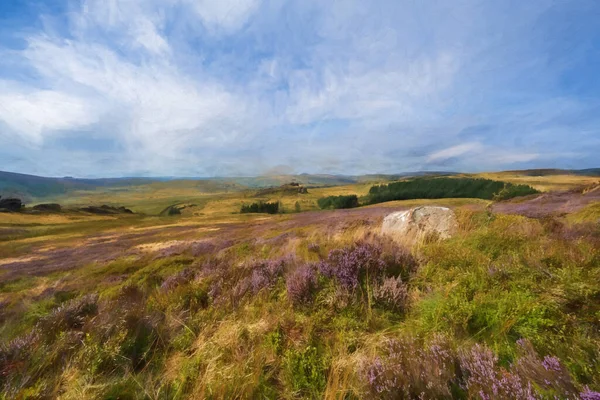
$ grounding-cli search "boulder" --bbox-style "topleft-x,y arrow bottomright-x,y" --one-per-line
381,206 -> 458,245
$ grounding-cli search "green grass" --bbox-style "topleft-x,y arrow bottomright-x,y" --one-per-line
0,178 -> 598,398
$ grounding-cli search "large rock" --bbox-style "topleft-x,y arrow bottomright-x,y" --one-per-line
381,206 -> 458,245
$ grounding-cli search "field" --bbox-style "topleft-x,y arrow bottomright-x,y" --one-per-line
0,171 -> 599,399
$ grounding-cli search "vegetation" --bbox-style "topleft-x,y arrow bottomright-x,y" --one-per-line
0,171 -> 598,399
241,201 -> 280,214
368,177 -> 539,204
317,194 -> 359,209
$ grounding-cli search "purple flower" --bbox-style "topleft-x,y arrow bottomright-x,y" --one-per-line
322,242 -> 386,289
541,356 -> 561,372
286,263 -> 318,305
581,387 -> 600,400
372,275 -> 408,311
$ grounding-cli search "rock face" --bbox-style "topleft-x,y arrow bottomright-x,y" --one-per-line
381,206 -> 458,245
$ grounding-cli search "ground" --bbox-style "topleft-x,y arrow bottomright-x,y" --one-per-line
0,172 -> 598,399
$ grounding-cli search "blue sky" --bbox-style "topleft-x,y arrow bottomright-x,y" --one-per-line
0,0 -> 598,177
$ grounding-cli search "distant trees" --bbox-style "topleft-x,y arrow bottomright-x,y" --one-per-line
368,177 -> 538,204
241,201 -> 280,214
317,195 -> 359,210
0,196 -> 23,212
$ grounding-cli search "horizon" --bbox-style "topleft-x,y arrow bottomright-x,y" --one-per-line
1,167 -> 599,181
1,1 -> 599,177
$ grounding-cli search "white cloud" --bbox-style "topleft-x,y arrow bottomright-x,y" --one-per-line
0,82 -> 98,144
189,0 -> 261,33
17,32 -> 259,161
0,0 -> 597,176
427,142 -> 483,162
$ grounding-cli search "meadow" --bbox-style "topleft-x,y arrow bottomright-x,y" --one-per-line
0,172 -> 599,399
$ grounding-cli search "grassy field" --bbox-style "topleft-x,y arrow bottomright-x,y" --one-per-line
475,172 -> 600,192
0,172 -> 599,399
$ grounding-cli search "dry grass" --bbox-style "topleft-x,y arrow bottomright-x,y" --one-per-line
475,172 -> 599,191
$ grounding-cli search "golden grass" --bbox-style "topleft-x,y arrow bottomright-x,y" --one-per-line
475,172 -> 599,191
0,213 -> 114,225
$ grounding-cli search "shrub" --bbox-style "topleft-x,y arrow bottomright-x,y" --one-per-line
286,263 -> 318,305
319,242 -> 385,289
0,331 -> 39,386
460,343 -> 536,400
231,258 -> 287,304
368,177 -> 538,204
513,339 -> 578,398
317,195 -> 359,210
283,345 -> 329,397
581,387 -> 600,399
36,294 -> 99,339
372,276 -> 408,311
240,201 -> 279,214
361,336 -> 457,399
160,268 -> 196,292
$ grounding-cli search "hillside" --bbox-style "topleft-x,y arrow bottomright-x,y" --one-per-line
0,170 -> 456,202
0,169 -> 598,398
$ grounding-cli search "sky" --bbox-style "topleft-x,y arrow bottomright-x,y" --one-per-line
0,0 -> 599,178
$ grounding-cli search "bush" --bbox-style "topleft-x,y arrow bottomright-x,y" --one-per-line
283,345 -> 329,397
36,294 -> 99,339
368,177 -> 538,204
372,276 -> 408,311
231,258 -> 287,304
240,201 -> 279,214
361,336 -> 457,399
286,263 -> 318,305
317,195 -> 359,210
318,242 -> 385,289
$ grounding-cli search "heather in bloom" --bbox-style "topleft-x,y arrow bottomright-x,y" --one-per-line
513,339 -> 577,398
361,336 -> 457,399
231,258 -> 287,304
372,275 -> 409,311
320,242 -> 386,289
581,387 -> 600,400
286,263 -> 318,305
460,343 -> 537,400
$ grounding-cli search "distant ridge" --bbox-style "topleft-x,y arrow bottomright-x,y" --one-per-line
502,168 -> 600,177
0,168 -> 596,200
0,171 -> 158,200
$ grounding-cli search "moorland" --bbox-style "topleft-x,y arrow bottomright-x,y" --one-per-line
0,169 -> 599,399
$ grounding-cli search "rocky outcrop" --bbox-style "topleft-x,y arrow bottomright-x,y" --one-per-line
381,206 -> 458,245
0,197 -> 23,212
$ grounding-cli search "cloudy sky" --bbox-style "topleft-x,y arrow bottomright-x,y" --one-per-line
0,0 -> 598,177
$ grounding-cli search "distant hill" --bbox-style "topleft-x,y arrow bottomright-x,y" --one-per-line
503,168 -> 600,177
1,168 -> 595,201
0,171 -> 158,201
0,171 -> 451,200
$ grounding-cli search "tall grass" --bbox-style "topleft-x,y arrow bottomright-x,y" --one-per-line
0,208 -> 598,399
